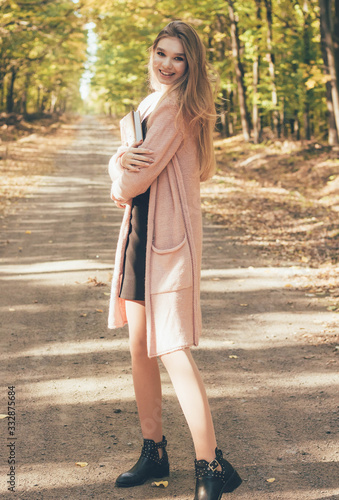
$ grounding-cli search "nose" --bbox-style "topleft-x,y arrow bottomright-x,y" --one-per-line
162,57 -> 173,70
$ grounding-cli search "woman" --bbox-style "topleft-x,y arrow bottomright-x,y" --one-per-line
108,20 -> 242,499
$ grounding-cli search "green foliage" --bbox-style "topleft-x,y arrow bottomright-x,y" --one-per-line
0,0 -> 87,114
89,0 -> 227,114
1,0 -> 334,141
90,0 -> 330,140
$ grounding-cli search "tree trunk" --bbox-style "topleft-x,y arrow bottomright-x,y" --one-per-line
303,102 -> 311,140
281,97 -> 288,138
6,67 -> 17,113
326,82 -> 339,143
22,72 -> 32,117
252,58 -> 261,143
50,91 -> 57,113
227,0 -> 251,141
264,0 -> 280,137
319,1 -> 338,144
302,0 -> 312,140
0,81 -> 3,111
333,0 -> 339,88
253,0 -> 262,144
41,90 -> 49,113
294,111 -> 300,140
229,87 -> 235,135
216,14 -> 227,62
215,14 -> 229,137
37,85 -> 41,113
0,69 -> 6,111
220,88 -> 230,137
319,0 -> 339,142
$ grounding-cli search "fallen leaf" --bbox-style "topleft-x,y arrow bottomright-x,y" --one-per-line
95,309 -> 103,313
229,355 -> 238,359
240,303 -> 248,307
0,414 -> 9,419
75,462 -> 88,467
284,284 -> 293,288
151,480 -> 168,488
25,230 -> 31,234
87,277 -> 106,287
104,292 -> 110,296
266,478 -> 276,483
80,313 -> 87,317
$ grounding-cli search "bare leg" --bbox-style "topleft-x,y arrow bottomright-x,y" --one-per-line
160,348 -> 219,464
125,300 -> 163,453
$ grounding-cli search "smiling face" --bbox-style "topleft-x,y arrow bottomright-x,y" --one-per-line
152,36 -> 188,88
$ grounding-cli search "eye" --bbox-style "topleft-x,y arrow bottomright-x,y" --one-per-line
157,51 -> 165,57
175,57 -> 184,61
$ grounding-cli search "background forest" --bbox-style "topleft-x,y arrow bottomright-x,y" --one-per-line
1,0 -> 339,145
1,0 -> 338,276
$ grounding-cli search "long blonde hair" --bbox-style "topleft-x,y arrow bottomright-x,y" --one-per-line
149,21 -> 217,182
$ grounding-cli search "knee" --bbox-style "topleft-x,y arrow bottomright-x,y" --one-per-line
129,335 -> 148,361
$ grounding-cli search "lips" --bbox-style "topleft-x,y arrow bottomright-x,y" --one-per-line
159,69 -> 175,77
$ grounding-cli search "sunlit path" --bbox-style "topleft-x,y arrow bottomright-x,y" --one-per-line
0,117 -> 338,499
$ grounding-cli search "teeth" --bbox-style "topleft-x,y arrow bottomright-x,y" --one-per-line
160,70 -> 173,76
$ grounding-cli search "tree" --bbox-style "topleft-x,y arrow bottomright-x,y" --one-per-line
226,0 -> 251,140
319,0 -> 339,143
253,0 -> 262,143
264,0 -> 279,137
0,0 -> 87,115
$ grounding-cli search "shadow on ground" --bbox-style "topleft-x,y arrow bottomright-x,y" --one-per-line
0,117 -> 338,499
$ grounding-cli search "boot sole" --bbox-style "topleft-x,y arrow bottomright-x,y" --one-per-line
219,469 -> 242,497
115,472 -> 169,488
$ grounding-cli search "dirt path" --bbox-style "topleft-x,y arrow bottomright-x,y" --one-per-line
0,117 -> 338,500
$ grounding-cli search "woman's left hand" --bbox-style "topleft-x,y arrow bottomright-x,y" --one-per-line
120,140 -> 154,172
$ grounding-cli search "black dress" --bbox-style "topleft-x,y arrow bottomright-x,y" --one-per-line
119,119 -> 149,301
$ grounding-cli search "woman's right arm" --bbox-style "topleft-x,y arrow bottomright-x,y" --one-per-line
109,142 -> 154,182
108,146 -> 127,182
111,98 -> 184,202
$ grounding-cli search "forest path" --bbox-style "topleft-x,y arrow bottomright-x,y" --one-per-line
0,116 -> 338,499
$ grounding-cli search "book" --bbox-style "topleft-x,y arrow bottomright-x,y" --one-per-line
120,110 -> 143,147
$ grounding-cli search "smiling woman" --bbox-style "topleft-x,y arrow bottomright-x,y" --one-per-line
107,20 -> 242,499
152,37 -> 187,85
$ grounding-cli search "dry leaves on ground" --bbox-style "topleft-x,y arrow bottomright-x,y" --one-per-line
202,135 -> 339,312
0,115 -> 79,219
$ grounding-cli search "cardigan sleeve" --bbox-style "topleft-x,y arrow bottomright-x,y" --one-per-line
108,147 -> 125,183
111,97 -> 184,202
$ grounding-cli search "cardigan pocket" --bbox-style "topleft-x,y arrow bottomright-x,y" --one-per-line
150,234 -> 192,294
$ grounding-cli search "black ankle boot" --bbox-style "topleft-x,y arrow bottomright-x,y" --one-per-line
115,435 -> 169,488
194,448 -> 242,499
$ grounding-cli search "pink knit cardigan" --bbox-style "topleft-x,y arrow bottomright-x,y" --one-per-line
108,91 -> 203,358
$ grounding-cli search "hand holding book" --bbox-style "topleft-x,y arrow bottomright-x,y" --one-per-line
119,110 -> 154,172
120,110 -> 143,147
